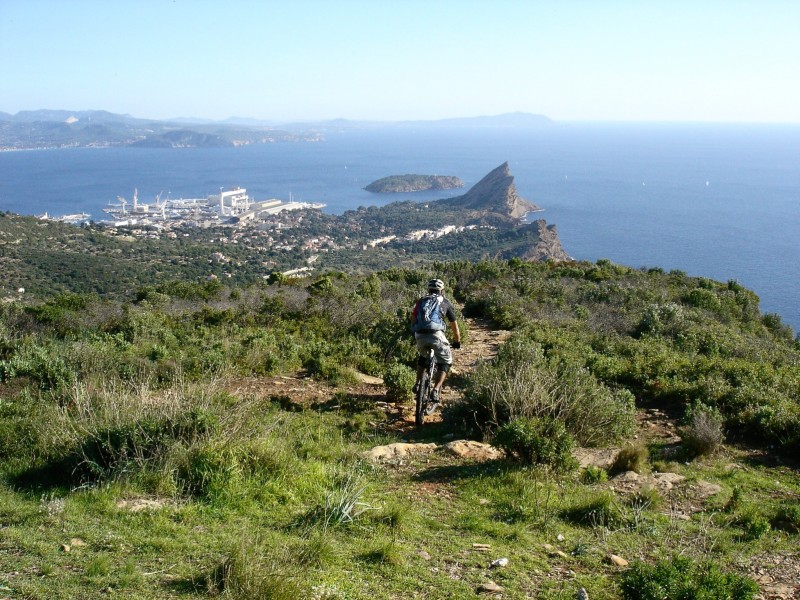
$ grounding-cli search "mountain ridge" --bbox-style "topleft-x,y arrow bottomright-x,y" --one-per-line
0,110 -> 554,149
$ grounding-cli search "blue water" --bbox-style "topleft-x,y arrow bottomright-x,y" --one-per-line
1,124 -> 799,331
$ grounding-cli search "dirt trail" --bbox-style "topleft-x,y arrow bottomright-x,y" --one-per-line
455,316 -> 511,375
418,316 -> 510,421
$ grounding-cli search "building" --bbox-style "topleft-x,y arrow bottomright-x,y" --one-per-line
209,188 -> 250,217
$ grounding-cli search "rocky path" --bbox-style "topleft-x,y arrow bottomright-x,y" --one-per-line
455,315 -> 512,373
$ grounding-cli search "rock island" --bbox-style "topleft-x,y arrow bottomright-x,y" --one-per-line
364,174 -> 464,193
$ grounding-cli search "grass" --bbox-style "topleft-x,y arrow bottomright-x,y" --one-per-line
0,376 -> 798,599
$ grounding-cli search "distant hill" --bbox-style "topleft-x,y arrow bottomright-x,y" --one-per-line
392,112 -> 554,130
1,109 -> 144,125
0,110 -> 555,150
0,110 -> 323,149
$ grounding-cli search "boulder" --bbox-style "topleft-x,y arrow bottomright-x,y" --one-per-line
443,440 -> 503,461
606,554 -> 629,567
362,442 -> 437,463
573,447 -> 621,470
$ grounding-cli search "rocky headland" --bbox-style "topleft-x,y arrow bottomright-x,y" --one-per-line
364,174 -> 464,193
518,220 -> 570,262
440,162 -> 542,221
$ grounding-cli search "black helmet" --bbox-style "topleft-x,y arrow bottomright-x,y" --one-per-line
427,278 -> 444,292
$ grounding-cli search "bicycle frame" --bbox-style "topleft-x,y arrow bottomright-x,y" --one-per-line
415,349 -> 438,426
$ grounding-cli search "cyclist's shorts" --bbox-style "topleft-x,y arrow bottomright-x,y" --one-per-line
414,330 -> 453,366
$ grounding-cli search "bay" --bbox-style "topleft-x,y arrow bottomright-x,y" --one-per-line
1,123 -> 798,331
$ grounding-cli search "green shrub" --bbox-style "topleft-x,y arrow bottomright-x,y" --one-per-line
638,302 -> 686,338
738,512 -> 771,540
75,412 -> 209,481
494,416 -> 577,472
0,341 -> 74,390
627,486 -> 662,510
155,279 -> 223,301
460,336 -> 634,446
724,486 -> 744,513
580,465 -> 608,485
383,362 -> 415,402
621,556 -> 758,600
771,503 -> 800,534
303,353 -> 358,386
302,469 -> 370,530
684,288 -> 722,311
560,491 -> 625,529
610,442 -> 649,474
207,538 -> 305,599
762,312 -> 794,341
12,378 -> 220,487
681,402 -> 725,457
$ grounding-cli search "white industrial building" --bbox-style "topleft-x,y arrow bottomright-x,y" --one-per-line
209,188 -> 251,216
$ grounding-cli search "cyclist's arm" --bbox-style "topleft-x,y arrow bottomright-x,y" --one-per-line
449,320 -> 461,344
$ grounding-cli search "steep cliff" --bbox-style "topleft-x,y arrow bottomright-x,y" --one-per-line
519,220 -> 571,262
441,162 -> 541,220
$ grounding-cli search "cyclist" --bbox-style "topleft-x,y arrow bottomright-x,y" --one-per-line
411,278 -> 461,409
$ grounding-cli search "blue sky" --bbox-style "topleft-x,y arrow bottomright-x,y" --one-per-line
2,0 -> 799,123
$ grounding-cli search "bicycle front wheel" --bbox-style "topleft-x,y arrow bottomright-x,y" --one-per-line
415,370 -> 431,426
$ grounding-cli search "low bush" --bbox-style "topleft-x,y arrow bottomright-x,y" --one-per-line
460,336 -> 635,446
681,402 -> 725,457
206,538 -> 305,599
383,362 -> 415,402
627,486 -> 662,510
610,442 -> 649,475
580,465 -> 608,485
771,503 -> 800,534
560,491 -> 626,529
737,512 -> 771,540
493,416 -> 577,472
74,409 -> 214,482
11,379 -> 222,487
620,556 -> 758,600
724,486 -> 745,513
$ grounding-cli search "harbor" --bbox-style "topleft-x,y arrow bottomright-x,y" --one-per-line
38,187 -> 325,230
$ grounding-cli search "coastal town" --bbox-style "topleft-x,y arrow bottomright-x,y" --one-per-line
36,187 -> 493,278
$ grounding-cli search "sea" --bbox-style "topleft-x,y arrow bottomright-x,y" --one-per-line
1,123 -> 799,331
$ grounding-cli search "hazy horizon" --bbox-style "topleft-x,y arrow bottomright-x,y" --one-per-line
2,1 -> 799,125
5,109 -> 800,128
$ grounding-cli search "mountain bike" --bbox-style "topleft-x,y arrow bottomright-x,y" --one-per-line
415,349 -> 439,427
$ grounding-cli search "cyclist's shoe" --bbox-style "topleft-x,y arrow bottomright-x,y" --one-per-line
425,389 -> 441,415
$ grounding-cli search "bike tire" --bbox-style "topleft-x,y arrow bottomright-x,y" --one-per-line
425,361 -> 439,415
415,370 -> 430,426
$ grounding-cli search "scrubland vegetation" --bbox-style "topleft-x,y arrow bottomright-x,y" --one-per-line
1,259 -> 799,598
